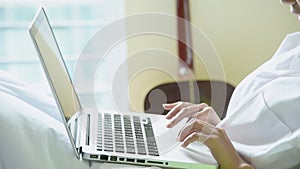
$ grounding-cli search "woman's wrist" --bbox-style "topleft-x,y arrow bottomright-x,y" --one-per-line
223,156 -> 253,169
233,154 -> 254,169
238,163 -> 254,169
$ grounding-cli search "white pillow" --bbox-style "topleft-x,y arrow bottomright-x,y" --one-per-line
0,90 -> 95,169
0,70 -> 60,121
0,70 -> 92,169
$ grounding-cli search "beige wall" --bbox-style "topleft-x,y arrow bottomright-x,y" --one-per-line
126,0 -> 300,112
190,0 -> 300,85
126,0 -> 177,112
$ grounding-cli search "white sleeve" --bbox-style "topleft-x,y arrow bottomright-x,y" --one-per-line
218,45 -> 300,168
250,129 -> 300,169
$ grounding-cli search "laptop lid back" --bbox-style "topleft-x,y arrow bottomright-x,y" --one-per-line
29,7 -> 82,158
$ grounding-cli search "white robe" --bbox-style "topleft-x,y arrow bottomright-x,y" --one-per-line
218,31 -> 300,169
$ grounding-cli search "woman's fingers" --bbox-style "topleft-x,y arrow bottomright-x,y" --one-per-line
196,106 -> 221,126
181,132 -> 209,147
177,119 -> 215,144
162,102 -> 180,110
164,102 -> 210,128
164,102 -> 185,119
166,104 -> 201,128
176,119 -> 196,141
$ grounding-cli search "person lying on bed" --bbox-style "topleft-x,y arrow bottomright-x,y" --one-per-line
164,0 -> 300,169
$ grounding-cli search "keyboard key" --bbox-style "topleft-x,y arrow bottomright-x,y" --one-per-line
126,147 -> 136,154
115,147 -> 124,153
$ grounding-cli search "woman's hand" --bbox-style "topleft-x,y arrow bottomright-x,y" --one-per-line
163,101 -> 221,128
178,119 -> 254,169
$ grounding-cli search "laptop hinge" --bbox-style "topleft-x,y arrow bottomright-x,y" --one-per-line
68,114 -> 79,147
76,112 -> 90,147
74,117 -> 81,147
85,114 -> 91,146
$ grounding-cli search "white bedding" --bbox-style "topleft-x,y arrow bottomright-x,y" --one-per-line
0,70 -> 91,169
0,70 -> 159,169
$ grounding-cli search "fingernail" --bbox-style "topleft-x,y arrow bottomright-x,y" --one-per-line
176,136 -> 181,141
168,120 -> 175,127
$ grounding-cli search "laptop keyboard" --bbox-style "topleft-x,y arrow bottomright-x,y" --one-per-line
96,113 -> 159,156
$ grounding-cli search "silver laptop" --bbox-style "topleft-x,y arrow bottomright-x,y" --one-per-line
29,7 -> 218,169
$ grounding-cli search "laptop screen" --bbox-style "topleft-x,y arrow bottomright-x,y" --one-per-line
29,8 -> 81,120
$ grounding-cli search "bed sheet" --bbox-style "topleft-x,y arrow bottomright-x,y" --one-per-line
0,70 -> 161,169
